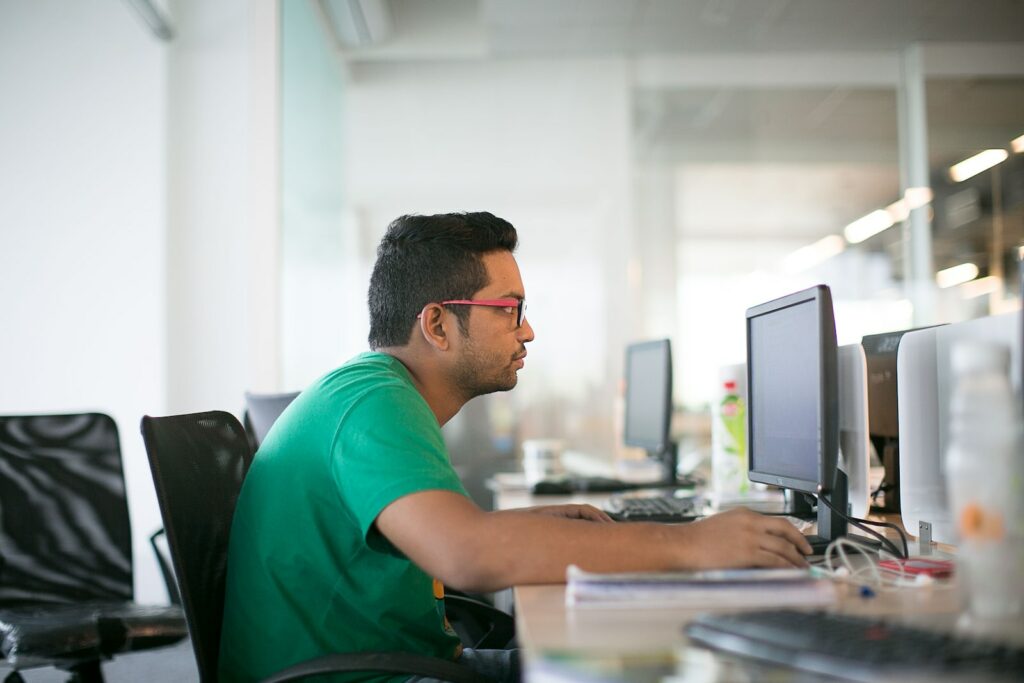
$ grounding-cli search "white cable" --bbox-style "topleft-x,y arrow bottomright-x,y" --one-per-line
816,537 -> 952,593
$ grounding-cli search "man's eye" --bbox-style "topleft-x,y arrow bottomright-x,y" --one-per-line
502,306 -> 514,314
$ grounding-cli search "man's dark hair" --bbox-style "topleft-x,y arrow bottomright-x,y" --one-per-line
368,212 -> 518,349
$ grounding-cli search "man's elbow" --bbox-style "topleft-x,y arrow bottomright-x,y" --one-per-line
431,544 -> 511,593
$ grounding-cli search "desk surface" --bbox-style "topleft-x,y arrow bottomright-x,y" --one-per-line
494,486 -> 1023,682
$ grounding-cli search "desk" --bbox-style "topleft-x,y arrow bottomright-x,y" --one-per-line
493,486 -> 1023,682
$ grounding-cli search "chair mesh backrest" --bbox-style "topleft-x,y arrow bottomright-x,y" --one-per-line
140,411 -> 253,682
0,413 -> 132,605
242,391 -> 299,449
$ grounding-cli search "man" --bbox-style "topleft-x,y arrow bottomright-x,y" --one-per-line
219,212 -> 811,683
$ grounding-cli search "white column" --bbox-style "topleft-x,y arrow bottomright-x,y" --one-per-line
897,45 -> 937,325
166,0 -> 281,412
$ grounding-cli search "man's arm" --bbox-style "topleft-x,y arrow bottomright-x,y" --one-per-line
375,491 -> 812,593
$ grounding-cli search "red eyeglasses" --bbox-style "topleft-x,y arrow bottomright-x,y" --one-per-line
418,299 -> 527,327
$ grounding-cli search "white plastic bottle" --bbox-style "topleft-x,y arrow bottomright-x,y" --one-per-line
944,340 -> 1024,618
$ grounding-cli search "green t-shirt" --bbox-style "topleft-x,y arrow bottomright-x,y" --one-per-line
219,352 -> 469,683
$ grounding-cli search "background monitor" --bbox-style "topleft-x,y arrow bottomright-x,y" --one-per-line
861,327 -> 940,513
623,339 -> 676,483
862,330 -> 904,512
838,343 -> 870,519
746,284 -> 847,552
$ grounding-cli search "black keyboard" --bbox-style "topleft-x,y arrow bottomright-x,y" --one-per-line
605,495 -> 701,523
686,609 -> 1024,682
531,474 -> 702,495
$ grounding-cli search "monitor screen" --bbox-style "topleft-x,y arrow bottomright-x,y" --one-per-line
746,285 -> 838,495
623,339 -> 672,455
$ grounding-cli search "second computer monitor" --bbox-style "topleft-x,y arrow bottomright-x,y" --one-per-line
746,284 -> 847,551
623,338 -> 676,483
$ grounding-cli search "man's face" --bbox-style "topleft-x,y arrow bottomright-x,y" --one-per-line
451,251 -> 535,398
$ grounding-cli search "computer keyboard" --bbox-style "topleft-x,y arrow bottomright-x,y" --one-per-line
686,609 -> 1024,682
531,474 -> 702,495
605,495 -> 701,523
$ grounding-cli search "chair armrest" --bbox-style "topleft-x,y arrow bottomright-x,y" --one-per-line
148,528 -> 182,605
260,651 -> 495,683
444,595 -> 515,650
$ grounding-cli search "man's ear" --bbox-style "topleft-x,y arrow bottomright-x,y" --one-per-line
417,303 -> 451,351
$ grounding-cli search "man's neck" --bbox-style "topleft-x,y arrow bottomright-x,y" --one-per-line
377,347 -> 465,426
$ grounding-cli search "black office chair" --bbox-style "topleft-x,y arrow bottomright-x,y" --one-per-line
0,413 -> 187,683
241,390 -> 299,451
140,411 -> 506,683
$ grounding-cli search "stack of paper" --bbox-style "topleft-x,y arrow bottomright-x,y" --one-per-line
565,565 -> 836,609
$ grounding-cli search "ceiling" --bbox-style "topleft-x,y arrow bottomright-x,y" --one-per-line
334,0 -> 1024,263
480,0 -> 1024,56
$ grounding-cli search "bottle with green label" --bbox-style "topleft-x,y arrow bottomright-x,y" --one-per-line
713,369 -> 749,495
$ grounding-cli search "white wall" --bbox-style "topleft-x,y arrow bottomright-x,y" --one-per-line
341,59 -> 635,452
0,0 -> 168,602
0,0 -> 281,604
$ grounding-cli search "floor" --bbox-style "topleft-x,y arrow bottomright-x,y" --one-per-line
1,639 -> 198,682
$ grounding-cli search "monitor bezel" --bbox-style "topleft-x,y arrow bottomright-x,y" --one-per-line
745,285 -> 839,495
623,338 -> 673,454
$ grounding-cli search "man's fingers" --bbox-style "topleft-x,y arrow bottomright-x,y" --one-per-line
758,532 -> 809,567
753,550 -> 794,568
576,504 -> 614,522
764,517 -> 813,555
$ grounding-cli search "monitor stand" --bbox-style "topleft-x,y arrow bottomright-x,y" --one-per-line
647,442 -> 696,488
654,442 -> 677,485
803,470 -> 849,555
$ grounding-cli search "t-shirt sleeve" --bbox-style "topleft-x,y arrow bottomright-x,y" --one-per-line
332,384 -> 469,542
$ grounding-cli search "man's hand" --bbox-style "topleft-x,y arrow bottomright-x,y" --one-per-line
527,503 -> 614,523
677,507 -> 812,569
375,492 -> 812,591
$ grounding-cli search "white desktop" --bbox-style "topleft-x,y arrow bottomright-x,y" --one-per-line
897,311 -> 1022,544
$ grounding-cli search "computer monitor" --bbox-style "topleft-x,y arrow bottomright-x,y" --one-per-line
837,343 -> 870,519
623,339 -> 677,484
860,327 -> 940,513
746,285 -> 847,553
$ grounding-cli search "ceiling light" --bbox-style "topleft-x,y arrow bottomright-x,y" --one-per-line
936,262 -> 979,289
885,199 -> 909,223
844,210 -> 894,244
960,276 -> 1002,299
949,149 -> 1009,182
1012,134 -> 1024,154
783,235 -> 846,274
904,186 -> 933,209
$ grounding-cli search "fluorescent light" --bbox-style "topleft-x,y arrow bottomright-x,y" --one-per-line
936,262 -> 979,289
960,276 -> 1002,299
885,199 -> 909,223
904,186 -> 933,209
844,210 -> 894,244
1012,134 -> 1024,154
949,149 -> 1009,182
783,235 -> 846,274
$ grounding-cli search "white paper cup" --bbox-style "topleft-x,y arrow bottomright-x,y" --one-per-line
522,439 -> 565,485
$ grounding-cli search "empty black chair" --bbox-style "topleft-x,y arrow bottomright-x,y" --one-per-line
141,410 -> 500,683
0,413 -> 186,682
241,391 -> 299,451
